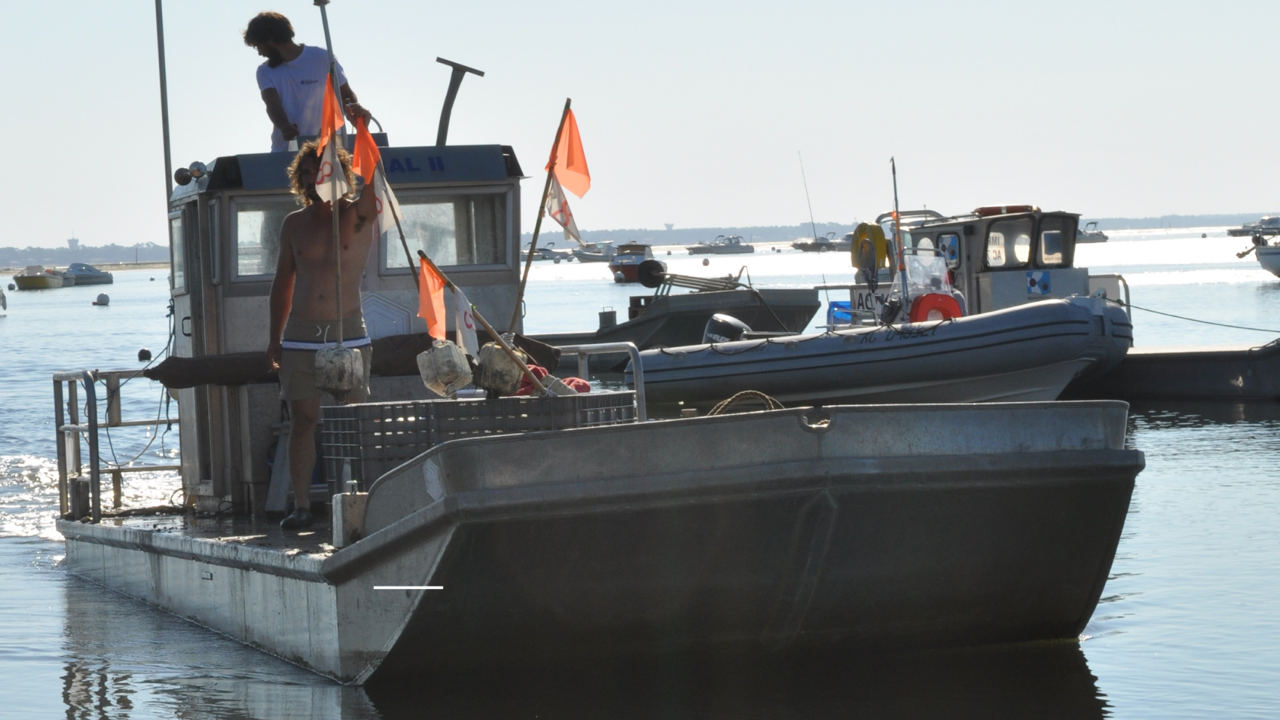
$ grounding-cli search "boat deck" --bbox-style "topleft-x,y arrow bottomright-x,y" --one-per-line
91,514 -> 333,554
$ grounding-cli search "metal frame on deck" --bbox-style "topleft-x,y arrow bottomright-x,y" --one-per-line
54,369 -> 182,522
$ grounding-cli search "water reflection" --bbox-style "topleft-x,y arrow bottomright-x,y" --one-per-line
366,643 -> 1108,719
1129,400 -> 1280,429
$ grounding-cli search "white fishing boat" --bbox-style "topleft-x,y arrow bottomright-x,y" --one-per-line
571,240 -> 616,262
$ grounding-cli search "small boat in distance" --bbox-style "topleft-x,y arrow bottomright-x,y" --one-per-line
1229,216 -> 1280,278
791,232 -> 851,252
65,263 -> 114,285
12,265 -> 64,290
521,242 -> 574,263
687,235 -> 755,255
572,241 -> 616,263
608,242 -> 662,283
1077,221 -> 1109,243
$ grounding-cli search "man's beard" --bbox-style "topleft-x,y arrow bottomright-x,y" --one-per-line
264,46 -> 285,67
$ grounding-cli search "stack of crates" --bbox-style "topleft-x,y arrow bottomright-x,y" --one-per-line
321,392 -> 638,486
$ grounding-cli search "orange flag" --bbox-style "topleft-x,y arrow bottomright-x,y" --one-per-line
351,118 -> 379,183
418,257 -> 447,339
544,109 -> 590,198
315,73 -> 346,156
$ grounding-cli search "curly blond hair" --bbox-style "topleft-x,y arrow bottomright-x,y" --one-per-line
288,140 -> 355,206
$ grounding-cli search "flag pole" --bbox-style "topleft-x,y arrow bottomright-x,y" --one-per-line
510,97 -> 572,331
419,250 -> 549,396
317,0 -> 344,346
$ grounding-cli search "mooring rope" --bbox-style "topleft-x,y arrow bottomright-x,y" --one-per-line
1110,298 -> 1280,334
707,390 -> 786,416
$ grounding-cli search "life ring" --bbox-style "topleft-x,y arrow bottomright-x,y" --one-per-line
909,293 -> 963,323
973,204 -> 1038,217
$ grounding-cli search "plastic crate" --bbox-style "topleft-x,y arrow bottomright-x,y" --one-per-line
321,391 -> 637,485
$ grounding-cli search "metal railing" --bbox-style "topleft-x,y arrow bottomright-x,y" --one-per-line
54,369 -> 181,523
557,342 -> 647,422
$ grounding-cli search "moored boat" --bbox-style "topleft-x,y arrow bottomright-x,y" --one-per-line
65,263 -> 114,285
633,297 -> 1131,412
12,265 -> 64,290
608,242 -> 661,282
571,241 -> 616,262
1229,216 -> 1280,278
687,234 -> 755,254
791,232 -> 851,252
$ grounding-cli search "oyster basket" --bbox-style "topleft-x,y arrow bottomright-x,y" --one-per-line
321,391 -> 638,485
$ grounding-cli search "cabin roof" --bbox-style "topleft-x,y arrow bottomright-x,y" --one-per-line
171,143 -> 524,203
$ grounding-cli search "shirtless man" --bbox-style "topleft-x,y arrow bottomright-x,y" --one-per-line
267,141 -> 378,531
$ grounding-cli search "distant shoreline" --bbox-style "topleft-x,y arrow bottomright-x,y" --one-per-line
1,262 -> 169,274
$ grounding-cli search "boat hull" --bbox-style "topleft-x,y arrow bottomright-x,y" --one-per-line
688,246 -> 755,254
632,298 -> 1133,412
13,274 -> 63,290
1257,246 -> 1280,278
60,402 -> 1142,683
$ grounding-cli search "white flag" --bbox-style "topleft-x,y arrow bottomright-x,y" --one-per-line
373,167 -> 404,240
453,286 -> 480,357
545,175 -> 582,244
315,141 -> 350,206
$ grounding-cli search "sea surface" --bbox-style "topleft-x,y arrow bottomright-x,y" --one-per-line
2,229 -> 1278,718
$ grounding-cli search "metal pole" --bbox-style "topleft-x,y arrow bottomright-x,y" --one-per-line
799,151 -> 819,243
891,157 -> 908,312
155,0 -> 173,199
510,98 -> 572,331
53,379 -> 67,517
84,372 -> 101,523
317,1 -> 344,345
435,58 -> 484,146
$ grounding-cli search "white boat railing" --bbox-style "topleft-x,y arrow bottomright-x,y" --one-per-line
53,369 -> 181,522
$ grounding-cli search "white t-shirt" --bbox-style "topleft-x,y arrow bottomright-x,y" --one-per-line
256,45 -> 348,152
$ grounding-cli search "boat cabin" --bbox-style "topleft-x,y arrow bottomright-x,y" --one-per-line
164,139 -> 525,513
874,206 -> 1128,318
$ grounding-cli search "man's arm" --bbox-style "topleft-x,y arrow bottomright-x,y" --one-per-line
260,88 -> 299,141
339,82 -> 372,125
266,217 -> 298,367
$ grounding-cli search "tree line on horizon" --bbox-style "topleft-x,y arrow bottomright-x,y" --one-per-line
523,212 -> 1276,246
0,242 -> 169,269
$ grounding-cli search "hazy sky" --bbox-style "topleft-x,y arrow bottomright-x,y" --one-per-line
5,1 -> 1278,249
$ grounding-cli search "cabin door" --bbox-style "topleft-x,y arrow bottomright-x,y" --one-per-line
168,202 -> 213,498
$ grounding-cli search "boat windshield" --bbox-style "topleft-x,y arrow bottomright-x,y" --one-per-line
902,248 -> 953,298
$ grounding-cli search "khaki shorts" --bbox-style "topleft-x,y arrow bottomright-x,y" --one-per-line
279,316 -> 373,402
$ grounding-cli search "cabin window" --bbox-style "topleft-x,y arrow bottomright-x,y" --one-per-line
1037,215 -> 1075,267
913,234 -> 935,250
381,188 -> 510,273
232,198 -> 295,279
985,218 -> 1033,268
169,212 -> 186,292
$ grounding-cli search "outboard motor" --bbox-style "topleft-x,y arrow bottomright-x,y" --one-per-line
703,314 -> 752,344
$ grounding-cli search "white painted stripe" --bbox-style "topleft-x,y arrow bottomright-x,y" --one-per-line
374,585 -> 444,590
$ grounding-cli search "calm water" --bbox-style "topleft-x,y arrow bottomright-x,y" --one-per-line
2,230 -> 1279,718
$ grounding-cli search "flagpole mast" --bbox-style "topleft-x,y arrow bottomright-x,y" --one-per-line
510,97 -> 572,332
891,156 -> 907,316
316,0 -> 344,347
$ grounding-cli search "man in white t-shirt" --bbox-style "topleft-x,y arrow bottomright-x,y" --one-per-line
243,12 -> 372,152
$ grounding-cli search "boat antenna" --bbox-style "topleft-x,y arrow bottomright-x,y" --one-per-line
891,157 -> 908,313
154,0 -> 173,200
799,151 -> 819,242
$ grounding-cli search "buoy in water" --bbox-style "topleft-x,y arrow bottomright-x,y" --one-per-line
614,271 -> 625,282
1202,233 -> 1207,238
150,277 -> 155,281
93,293 -> 109,306
6,283 -> 13,291
138,348 -> 152,362
702,258 -> 710,266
